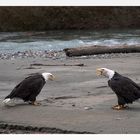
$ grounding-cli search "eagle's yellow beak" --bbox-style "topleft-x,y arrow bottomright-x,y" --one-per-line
49,74 -> 55,80
96,68 -> 103,76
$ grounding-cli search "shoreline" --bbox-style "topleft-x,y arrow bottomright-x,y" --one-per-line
0,49 -> 138,60
0,52 -> 140,134
0,50 -> 65,60
0,122 -> 91,134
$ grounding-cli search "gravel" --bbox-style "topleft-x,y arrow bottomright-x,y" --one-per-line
0,123 -> 92,134
0,50 -> 134,60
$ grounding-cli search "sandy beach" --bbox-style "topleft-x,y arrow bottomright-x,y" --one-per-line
0,53 -> 140,133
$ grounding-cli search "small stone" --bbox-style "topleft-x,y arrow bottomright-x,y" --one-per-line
72,104 -> 75,107
115,117 -> 122,120
84,106 -> 92,110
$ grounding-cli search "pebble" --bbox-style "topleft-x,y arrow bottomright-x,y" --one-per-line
84,106 -> 93,110
0,50 -> 130,60
0,50 -> 65,60
72,104 -> 76,107
115,117 -> 122,120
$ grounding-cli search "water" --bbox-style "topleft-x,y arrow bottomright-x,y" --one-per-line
0,29 -> 140,53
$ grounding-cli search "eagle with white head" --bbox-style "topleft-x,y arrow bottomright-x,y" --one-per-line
96,68 -> 140,110
3,72 -> 55,106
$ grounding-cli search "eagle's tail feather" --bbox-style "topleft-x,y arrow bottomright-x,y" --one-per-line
3,98 -> 11,104
2,98 -> 15,106
2,98 -> 24,106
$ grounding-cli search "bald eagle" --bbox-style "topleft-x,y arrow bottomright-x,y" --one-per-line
96,68 -> 140,110
3,72 -> 55,106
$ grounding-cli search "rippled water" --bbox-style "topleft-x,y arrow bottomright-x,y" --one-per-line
0,29 -> 140,53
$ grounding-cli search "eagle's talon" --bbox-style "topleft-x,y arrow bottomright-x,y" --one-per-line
29,101 -> 41,106
112,105 -> 128,110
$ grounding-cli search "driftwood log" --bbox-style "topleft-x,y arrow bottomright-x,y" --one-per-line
30,63 -> 84,67
64,45 -> 140,57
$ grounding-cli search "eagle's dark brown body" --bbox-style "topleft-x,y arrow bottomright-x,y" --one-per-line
5,74 -> 46,102
108,72 -> 140,105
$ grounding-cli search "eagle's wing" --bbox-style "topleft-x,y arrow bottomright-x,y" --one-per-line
108,76 -> 140,104
5,75 -> 45,100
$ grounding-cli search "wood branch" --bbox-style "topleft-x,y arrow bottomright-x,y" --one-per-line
23,66 -> 41,69
63,45 -> 140,57
30,63 -> 85,67
16,66 -> 41,70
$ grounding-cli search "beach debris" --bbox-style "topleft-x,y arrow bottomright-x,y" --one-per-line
115,117 -> 123,120
96,85 -> 108,89
23,66 -> 41,69
84,106 -> 93,110
16,67 -> 22,70
53,96 -> 77,100
16,66 -> 41,70
64,45 -> 140,57
72,104 -> 76,107
30,63 -> 84,67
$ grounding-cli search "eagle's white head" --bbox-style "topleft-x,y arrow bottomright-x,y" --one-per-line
96,68 -> 115,79
42,73 -> 55,82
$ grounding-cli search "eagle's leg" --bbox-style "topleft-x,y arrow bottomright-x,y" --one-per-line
29,101 -> 41,106
112,105 -> 128,110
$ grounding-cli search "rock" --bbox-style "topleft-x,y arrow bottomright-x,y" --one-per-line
72,104 -> 76,107
84,106 -> 93,110
115,117 -> 122,120
0,50 -> 65,60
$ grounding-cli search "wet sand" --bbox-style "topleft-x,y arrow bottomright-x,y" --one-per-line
0,53 -> 140,133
